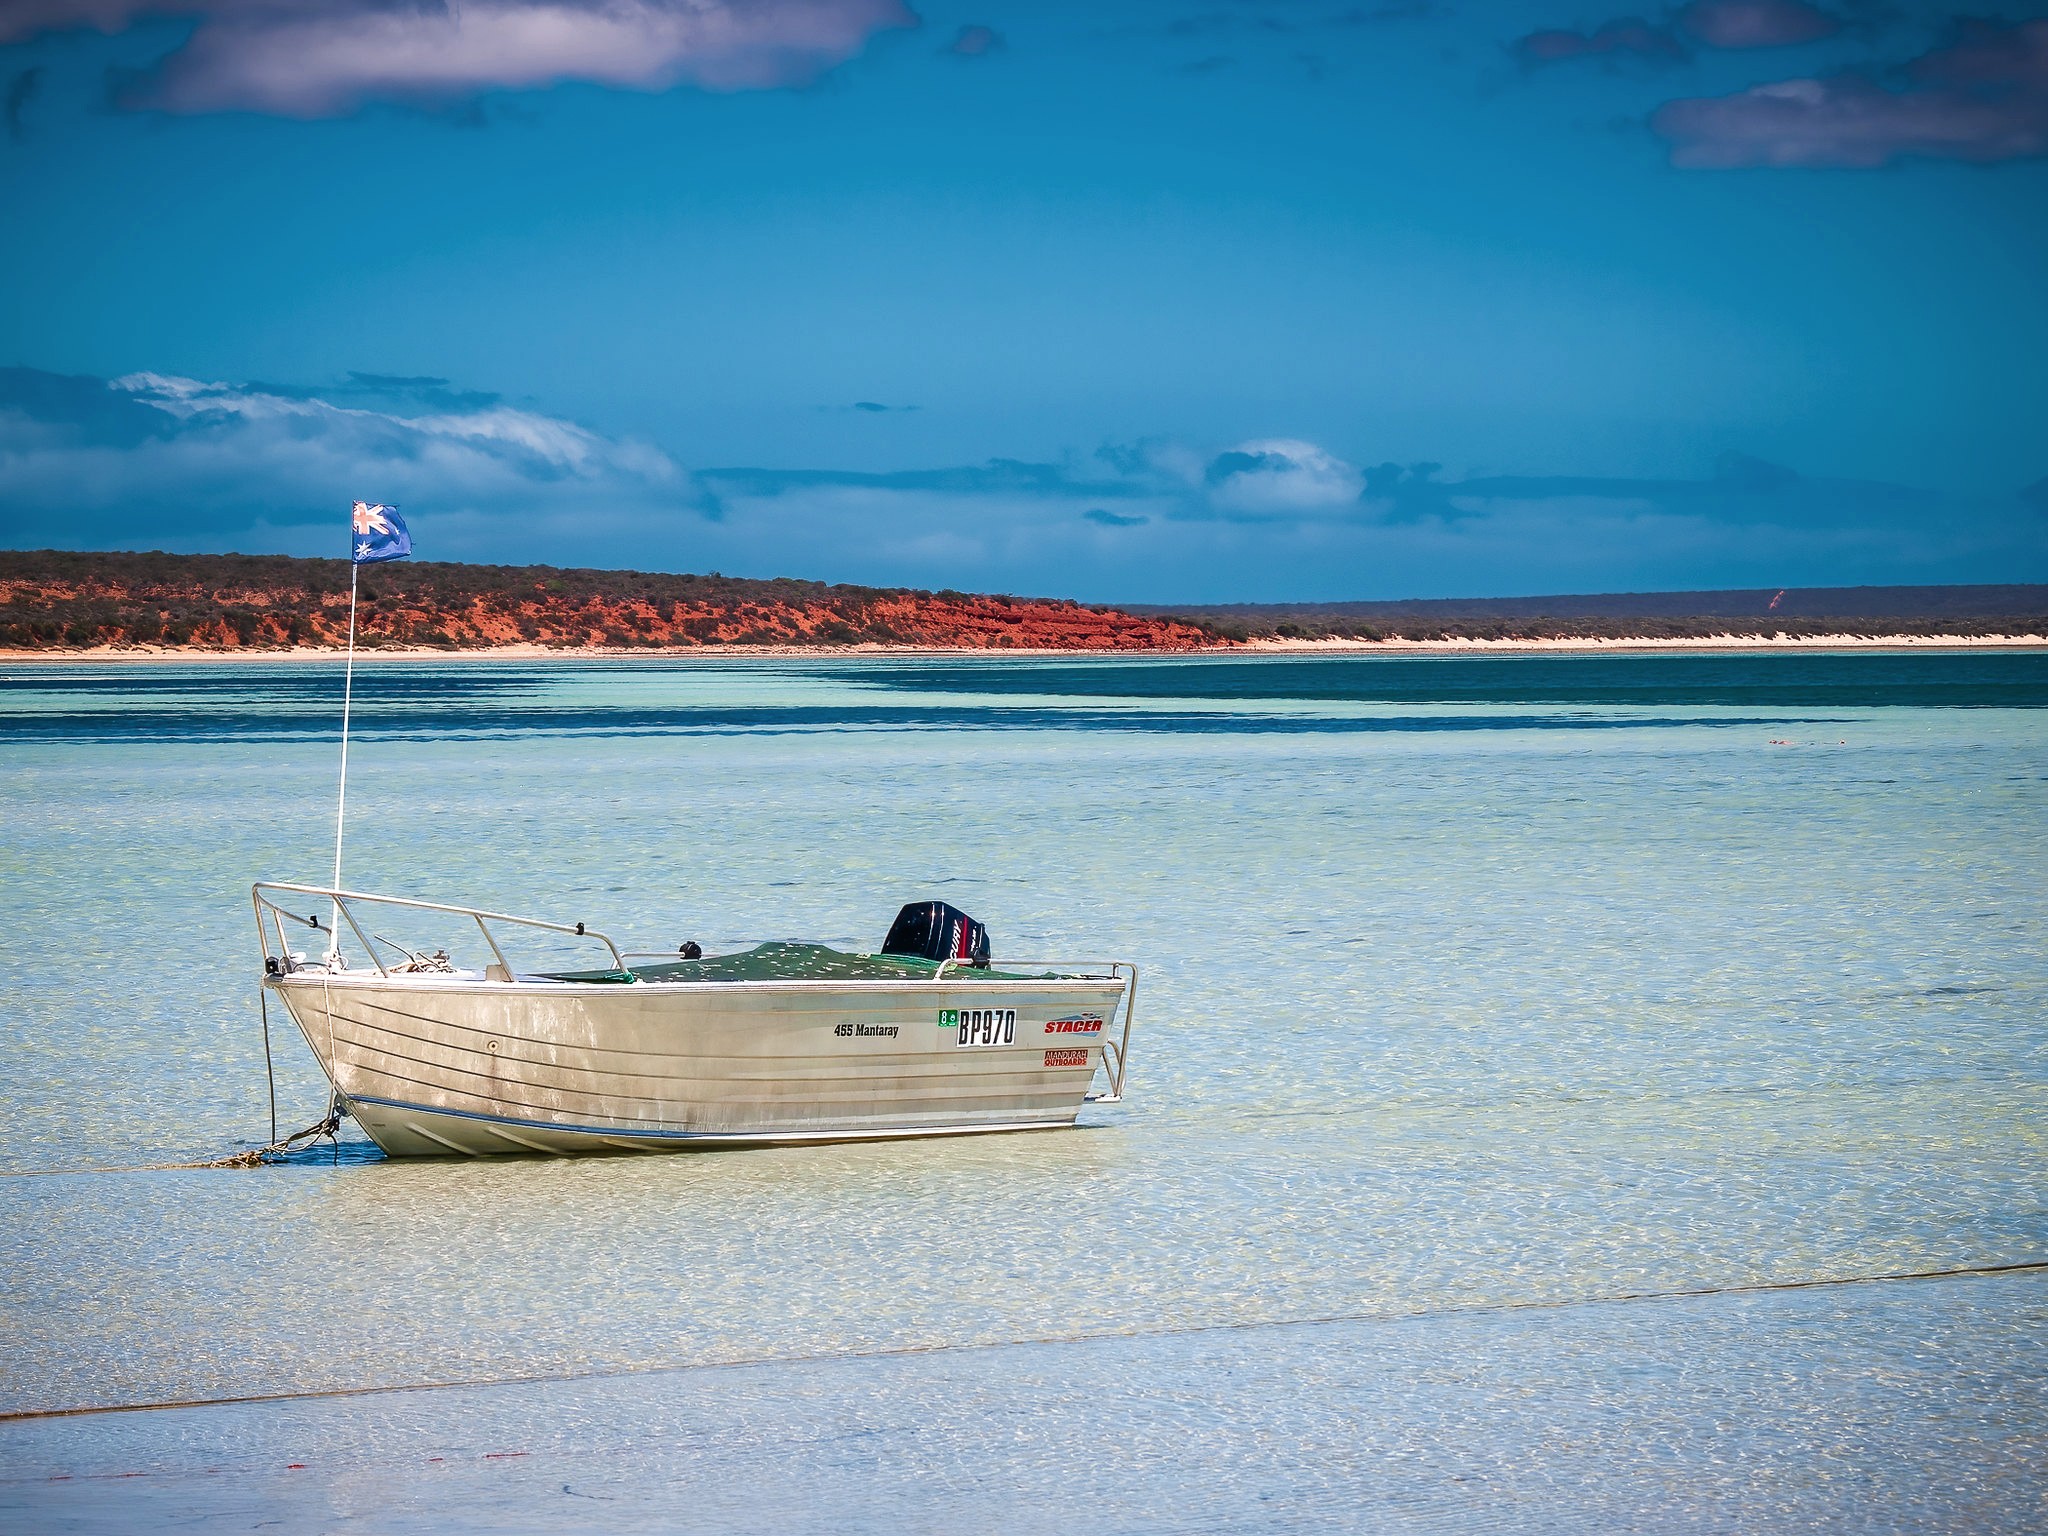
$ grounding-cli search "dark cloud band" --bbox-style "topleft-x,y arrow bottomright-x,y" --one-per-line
0,365 -> 2037,597
1654,18 -> 2048,168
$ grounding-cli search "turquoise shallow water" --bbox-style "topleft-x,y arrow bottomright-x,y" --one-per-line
1,652 -> 2044,1529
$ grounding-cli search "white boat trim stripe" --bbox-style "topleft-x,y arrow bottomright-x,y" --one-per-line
348,1094 -> 1076,1145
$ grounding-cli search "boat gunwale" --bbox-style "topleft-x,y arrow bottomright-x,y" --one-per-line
256,888 -> 1138,999
266,974 -> 1128,997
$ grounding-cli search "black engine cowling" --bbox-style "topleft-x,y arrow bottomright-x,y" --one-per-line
881,901 -> 990,967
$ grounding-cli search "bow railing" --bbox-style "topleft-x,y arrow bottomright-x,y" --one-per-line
253,881 -> 627,980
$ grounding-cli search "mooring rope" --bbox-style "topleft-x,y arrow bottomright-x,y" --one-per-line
1,983 -> 341,1177
0,1110 -> 345,1177
260,984 -> 278,1146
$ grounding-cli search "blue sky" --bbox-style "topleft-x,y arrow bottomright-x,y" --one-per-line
1,0 -> 2044,601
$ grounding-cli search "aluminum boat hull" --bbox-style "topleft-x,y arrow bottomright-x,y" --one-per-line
268,972 -> 1128,1157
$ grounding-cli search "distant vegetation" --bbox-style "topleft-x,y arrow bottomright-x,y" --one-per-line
5,554 -> 2041,652
0,550 -> 1226,652
1134,586 -> 2048,642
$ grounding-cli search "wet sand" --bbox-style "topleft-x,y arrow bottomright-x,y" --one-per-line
4,1268 -> 2040,1534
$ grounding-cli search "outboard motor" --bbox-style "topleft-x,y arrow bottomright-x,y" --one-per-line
882,901 -> 990,968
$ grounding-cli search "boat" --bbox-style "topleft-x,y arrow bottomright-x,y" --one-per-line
250,509 -> 1133,1158
253,882 -> 1136,1157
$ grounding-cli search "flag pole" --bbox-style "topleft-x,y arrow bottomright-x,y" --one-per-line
330,559 -> 359,957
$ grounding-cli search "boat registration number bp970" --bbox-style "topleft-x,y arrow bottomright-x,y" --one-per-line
941,1008 -> 1016,1047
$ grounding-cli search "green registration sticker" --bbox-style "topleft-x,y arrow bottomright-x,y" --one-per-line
938,1009 -> 959,1028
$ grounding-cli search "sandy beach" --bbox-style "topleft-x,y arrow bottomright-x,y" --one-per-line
3,632 -> 2045,663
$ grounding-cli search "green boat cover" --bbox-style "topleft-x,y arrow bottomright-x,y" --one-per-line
542,941 -> 1064,986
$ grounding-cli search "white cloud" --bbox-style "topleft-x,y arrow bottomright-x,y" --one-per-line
0,0 -> 916,117
0,368 -> 694,548
1204,438 -> 1365,518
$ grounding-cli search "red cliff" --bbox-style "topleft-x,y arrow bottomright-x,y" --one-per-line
0,550 -> 1230,653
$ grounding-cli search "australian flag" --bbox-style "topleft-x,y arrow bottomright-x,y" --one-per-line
350,501 -> 411,564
